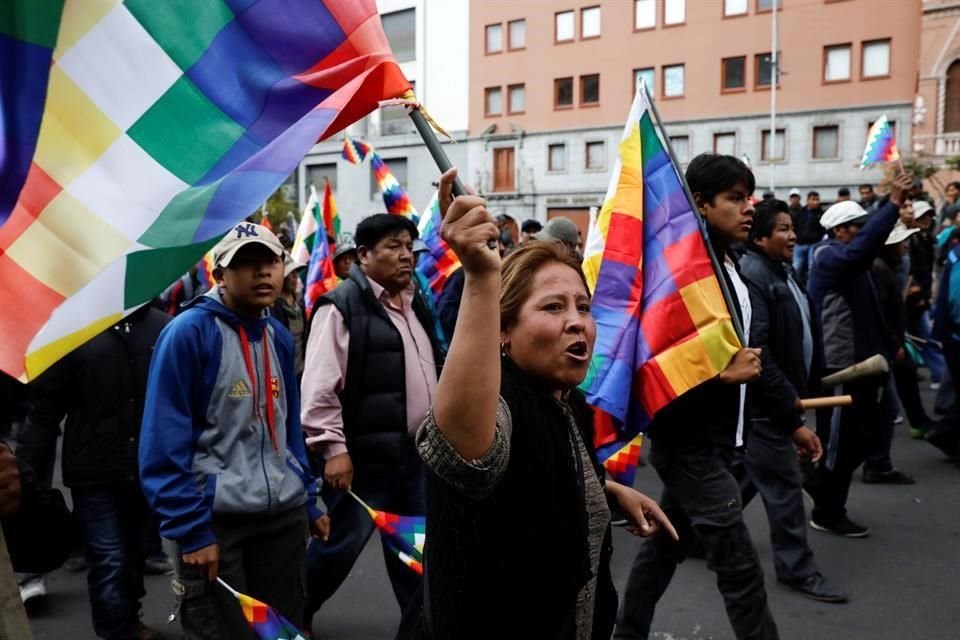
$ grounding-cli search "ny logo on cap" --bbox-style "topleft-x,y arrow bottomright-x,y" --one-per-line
234,223 -> 259,239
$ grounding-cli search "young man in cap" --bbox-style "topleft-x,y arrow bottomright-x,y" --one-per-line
788,188 -> 803,220
333,242 -> 358,281
806,174 -> 912,537
140,222 -> 328,639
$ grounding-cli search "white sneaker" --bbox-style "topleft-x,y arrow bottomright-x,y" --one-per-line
19,575 -> 46,604
894,415 -> 904,425
930,382 -> 941,391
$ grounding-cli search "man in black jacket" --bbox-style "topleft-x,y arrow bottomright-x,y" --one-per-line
616,155 -> 778,640
16,306 -> 169,640
300,214 -> 443,630
737,200 -> 847,603
791,191 -> 823,286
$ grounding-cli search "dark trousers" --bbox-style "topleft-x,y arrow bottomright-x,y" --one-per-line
615,442 -> 779,640
173,506 -> 308,640
865,377 -> 898,473
304,439 -> 425,626
734,420 -> 817,583
811,376 -> 887,523
891,356 -> 932,429
71,485 -> 149,640
933,342 -> 960,447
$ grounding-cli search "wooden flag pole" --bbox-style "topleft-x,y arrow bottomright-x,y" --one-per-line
642,82 -> 747,346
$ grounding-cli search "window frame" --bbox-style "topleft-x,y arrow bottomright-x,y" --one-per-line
662,0 -> 686,27
548,143 -> 568,173
484,23 -> 503,55
507,19 -> 526,51
633,0 -> 657,32
580,73 -> 600,107
484,86 -> 503,118
669,135 -> 691,164
555,10 -> 576,43
760,128 -> 786,161
860,38 -> 891,81
633,67 -> 656,97
721,56 -> 747,94
822,43 -> 852,84
585,140 -> 606,171
580,5 -> 602,40
713,132 -> 737,155
723,0 -> 749,18
812,124 -> 840,160
756,0 -> 780,13
754,51 -> 779,90
554,77 -> 574,110
507,83 -> 526,115
381,8 -> 416,63
662,63 -> 685,99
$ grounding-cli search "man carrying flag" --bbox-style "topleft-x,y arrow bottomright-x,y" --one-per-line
616,154 -> 778,640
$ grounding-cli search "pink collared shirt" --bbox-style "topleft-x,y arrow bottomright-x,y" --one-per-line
300,274 -> 438,459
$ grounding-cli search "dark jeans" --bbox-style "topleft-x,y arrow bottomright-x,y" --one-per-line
811,376 -> 887,522
71,485 -> 149,640
615,442 -> 779,640
734,420 -> 817,583
304,438 -> 425,627
865,377 -> 898,473
172,506 -> 308,640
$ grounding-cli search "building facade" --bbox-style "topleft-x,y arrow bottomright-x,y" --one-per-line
469,0 -> 922,235
295,0 -> 470,241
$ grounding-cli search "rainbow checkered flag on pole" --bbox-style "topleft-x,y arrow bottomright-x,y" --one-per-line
342,137 -> 372,165
371,152 -> 418,222
350,491 -> 424,575
217,578 -> 308,640
860,114 -> 900,169
416,192 -> 461,296
581,78 -> 741,459
0,0 -> 411,381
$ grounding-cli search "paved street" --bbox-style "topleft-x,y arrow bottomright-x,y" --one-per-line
24,390 -> 960,640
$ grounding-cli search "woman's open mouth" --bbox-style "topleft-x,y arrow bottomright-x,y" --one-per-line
565,341 -> 589,361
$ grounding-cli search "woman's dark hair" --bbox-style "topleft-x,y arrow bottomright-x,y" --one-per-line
500,241 -> 588,332
355,214 -> 419,250
685,153 -> 756,205
949,181 -> 960,192
749,200 -> 791,245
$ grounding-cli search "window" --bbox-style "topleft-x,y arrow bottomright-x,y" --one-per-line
813,125 -> 839,159
555,10 -> 575,42
380,80 -> 415,135
865,119 -> 896,143
493,147 -> 515,192
508,19 -> 526,50
756,51 -> 778,87
634,67 -> 655,95
722,56 -> 746,91
862,39 -> 891,78
761,128 -> 785,161
485,86 -> 502,117
581,6 -> 601,39
634,0 -> 656,30
485,23 -> 503,54
824,44 -> 851,82
307,163 -> 337,195
663,64 -> 684,98
548,143 -> 567,172
581,74 -> 600,106
664,0 -> 685,25
508,84 -> 525,114
724,0 -> 748,16
555,77 -> 574,108
757,0 -> 776,11
382,9 -> 415,63
947,60 -> 960,133
370,158 -> 407,197
670,135 -> 690,163
713,132 -> 736,155
586,141 -> 605,170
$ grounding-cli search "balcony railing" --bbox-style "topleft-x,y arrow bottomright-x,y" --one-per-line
915,132 -> 960,157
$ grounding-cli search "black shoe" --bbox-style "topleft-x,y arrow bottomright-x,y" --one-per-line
778,573 -> 848,603
862,469 -> 915,485
926,429 -> 960,459
810,515 -> 870,538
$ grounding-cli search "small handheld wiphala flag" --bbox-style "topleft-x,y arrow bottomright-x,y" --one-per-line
217,578 -> 308,640
861,115 -> 900,169
350,491 -> 424,575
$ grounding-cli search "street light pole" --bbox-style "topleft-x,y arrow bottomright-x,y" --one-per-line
769,0 -> 778,194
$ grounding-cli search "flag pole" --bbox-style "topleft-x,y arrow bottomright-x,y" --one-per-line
348,489 -> 375,514
641,82 -> 747,345
408,106 -> 498,251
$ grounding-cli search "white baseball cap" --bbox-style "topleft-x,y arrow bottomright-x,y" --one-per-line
212,223 -> 285,267
911,200 -> 934,219
820,201 -> 869,230
789,188 -> 801,197
885,221 -> 920,245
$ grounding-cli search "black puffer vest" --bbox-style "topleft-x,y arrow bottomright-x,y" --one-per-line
318,264 -> 442,466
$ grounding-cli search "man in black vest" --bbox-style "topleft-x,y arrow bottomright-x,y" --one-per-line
300,214 -> 442,630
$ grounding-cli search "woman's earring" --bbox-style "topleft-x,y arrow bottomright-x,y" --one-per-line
500,342 -> 508,357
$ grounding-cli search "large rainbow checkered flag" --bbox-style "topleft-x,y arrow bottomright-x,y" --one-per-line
350,491 -> 425,575
0,0 -> 411,381
581,78 -> 742,471
416,192 -> 462,296
217,578 -> 308,640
